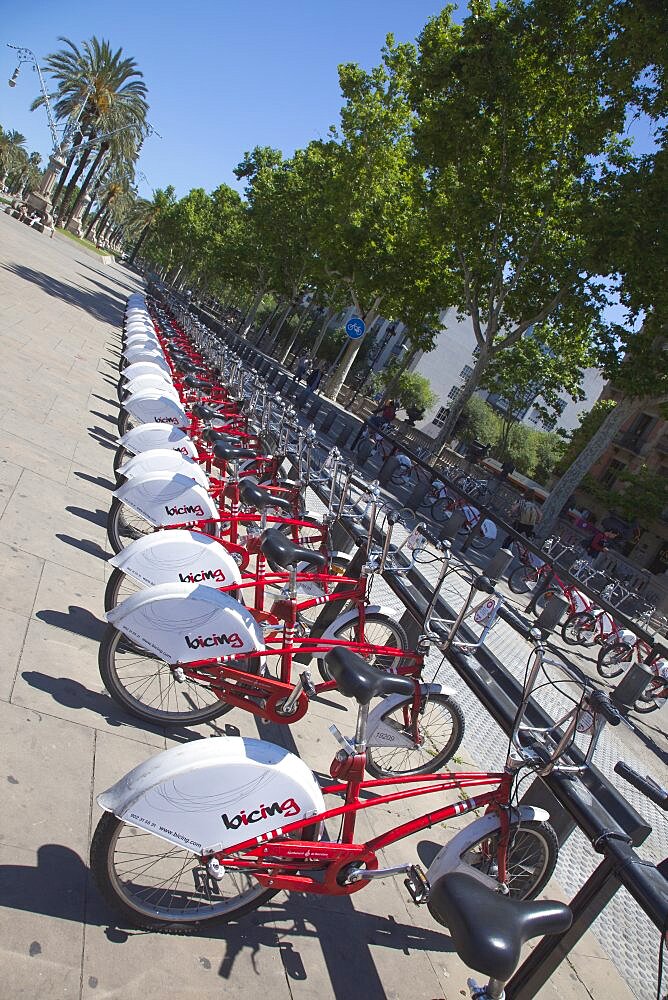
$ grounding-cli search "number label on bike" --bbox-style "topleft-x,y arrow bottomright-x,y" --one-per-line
474,598 -> 497,626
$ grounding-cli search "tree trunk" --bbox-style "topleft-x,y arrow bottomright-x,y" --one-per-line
255,301 -> 280,341
325,299 -> 381,401
95,209 -> 111,241
128,224 -> 150,266
279,300 -> 317,364
266,302 -> 294,349
310,306 -> 336,359
537,395 -> 644,537
56,147 -> 92,224
240,288 -> 265,338
434,347 -> 491,452
64,143 -> 108,226
52,142 -> 80,208
81,167 -> 109,228
382,345 -> 417,401
84,193 -> 111,240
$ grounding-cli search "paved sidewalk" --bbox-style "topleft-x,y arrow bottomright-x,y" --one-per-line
0,212 -> 634,999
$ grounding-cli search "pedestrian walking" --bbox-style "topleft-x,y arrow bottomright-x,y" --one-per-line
295,351 -> 310,383
352,397 -> 397,447
306,361 -> 323,393
503,492 -> 542,546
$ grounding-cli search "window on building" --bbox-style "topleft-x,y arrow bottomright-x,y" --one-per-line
600,459 -> 625,489
433,406 -> 449,428
460,364 -> 473,379
448,386 -> 461,401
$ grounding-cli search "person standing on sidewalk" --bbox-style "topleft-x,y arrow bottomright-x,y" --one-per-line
503,492 -> 542,546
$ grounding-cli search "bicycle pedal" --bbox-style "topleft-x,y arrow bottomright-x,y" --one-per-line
299,670 -> 317,699
404,865 -> 430,904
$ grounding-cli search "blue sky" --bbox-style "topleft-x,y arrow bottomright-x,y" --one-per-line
2,0 -> 452,199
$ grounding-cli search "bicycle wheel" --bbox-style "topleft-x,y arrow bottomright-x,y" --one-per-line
113,445 -> 133,477
453,819 -> 558,901
597,641 -> 633,679
117,409 -> 140,437
365,693 -> 464,778
90,810 -> 319,932
431,497 -> 454,523
99,624 -> 247,725
508,565 -> 539,595
470,520 -> 496,551
316,612 -> 409,682
107,498 -> 156,554
561,612 -> 595,645
633,680 -> 661,714
104,567 -> 144,613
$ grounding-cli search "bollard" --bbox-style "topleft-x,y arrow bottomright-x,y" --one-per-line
379,454 -> 402,488
307,396 -> 322,420
611,662 -> 654,711
335,421 -> 354,450
406,478 -> 432,511
534,593 -> 570,632
485,546 -> 515,583
329,520 -> 356,554
439,508 -> 467,542
319,409 -> 337,436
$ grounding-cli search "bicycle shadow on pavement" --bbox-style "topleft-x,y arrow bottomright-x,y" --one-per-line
65,505 -> 109,529
87,426 -> 117,450
1,263 -> 124,326
36,605 -> 107,641
74,470 -> 117,492
205,894 -> 455,993
19,669 -> 224,743
56,532 -> 108,561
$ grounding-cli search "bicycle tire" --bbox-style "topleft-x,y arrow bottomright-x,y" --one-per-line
107,498 -> 217,555
508,565 -> 539,595
596,641 -> 633,679
365,693 -> 464,778
316,613 -> 409,682
532,587 -> 561,615
113,445 -> 134,480
633,681 -> 661,714
90,810 -> 320,932
446,819 -> 559,902
561,611 -> 595,646
431,497 -> 454,523
98,623 -> 253,725
470,521 -> 496,551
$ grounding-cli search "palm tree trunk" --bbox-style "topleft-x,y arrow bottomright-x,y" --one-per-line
52,143 -> 80,208
85,194 -> 112,240
64,143 -> 108,226
82,166 -> 110,227
56,147 -> 93,224
128,224 -> 150,266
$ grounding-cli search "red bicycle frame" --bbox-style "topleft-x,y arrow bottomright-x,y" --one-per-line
207,761 -> 514,896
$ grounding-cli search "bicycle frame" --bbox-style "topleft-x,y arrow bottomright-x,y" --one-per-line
205,762 -> 514,897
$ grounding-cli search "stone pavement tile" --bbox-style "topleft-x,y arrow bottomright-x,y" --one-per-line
0,431 -> 76,486
1,410 -> 80,461
66,463 -> 117,502
0,844 -> 83,1000
11,618 -> 165,748
73,424 -> 120,474
0,469 -> 108,580
0,607 -> 30,701
0,701 -> 92,999
0,541 -> 44,617
0,477 -> 20,520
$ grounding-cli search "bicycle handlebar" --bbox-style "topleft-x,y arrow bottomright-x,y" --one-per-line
614,762 -> 668,811
587,689 -> 622,726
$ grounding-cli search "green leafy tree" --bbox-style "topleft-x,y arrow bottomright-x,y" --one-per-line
411,1 -> 627,449
370,367 -> 437,414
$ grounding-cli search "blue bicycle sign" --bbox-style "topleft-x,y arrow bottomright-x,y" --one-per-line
345,316 -> 366,339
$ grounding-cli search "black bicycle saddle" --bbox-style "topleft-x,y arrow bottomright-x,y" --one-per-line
427,873 -> 572,983
323,647 -> 414,704
260,528 -> 326,571
213,440 -> 257,462
238,478 -> 292,514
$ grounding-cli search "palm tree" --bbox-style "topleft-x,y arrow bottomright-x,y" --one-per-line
0,128 -> 27,186
31,37 -> 148,214
126,186 -> 176,265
